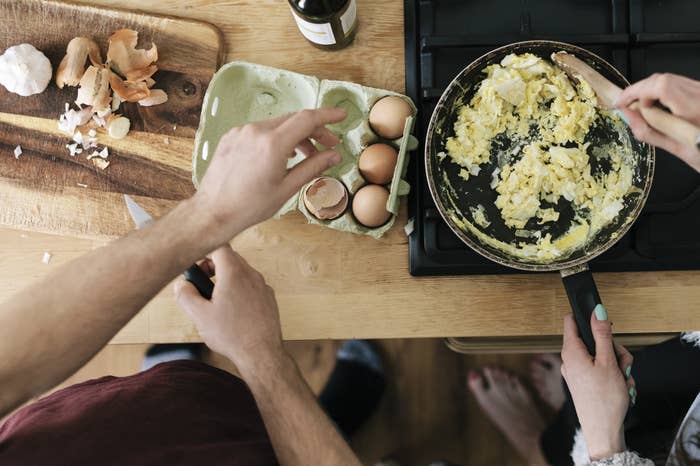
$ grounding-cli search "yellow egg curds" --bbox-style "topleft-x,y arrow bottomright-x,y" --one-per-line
445,53 -> 634,262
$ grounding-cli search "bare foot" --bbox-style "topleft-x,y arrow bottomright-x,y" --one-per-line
530,354 -> 565,411
468,367 -> 548,465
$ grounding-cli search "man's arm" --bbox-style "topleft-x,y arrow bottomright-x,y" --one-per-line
0,108 -> 346,418
0,198 -> 220,416
244,353 -> 363,466
175,246 -> 362,466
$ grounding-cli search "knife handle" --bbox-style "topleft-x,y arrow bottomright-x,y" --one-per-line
184,264 -> 215,300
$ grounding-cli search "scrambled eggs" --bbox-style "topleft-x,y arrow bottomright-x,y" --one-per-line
444,53 -> 634,262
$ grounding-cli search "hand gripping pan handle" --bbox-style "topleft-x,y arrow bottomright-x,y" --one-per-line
561,264 -> 600,356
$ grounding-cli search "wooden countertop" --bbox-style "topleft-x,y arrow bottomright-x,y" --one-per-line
2,0 -> 699,346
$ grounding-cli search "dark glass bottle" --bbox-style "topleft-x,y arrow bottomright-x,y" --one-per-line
288,0 -> 358,51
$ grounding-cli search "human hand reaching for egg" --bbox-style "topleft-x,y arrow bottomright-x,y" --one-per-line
194,107 -> 346,240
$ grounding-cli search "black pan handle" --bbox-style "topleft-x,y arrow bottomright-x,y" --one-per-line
560,264 -> 600,356
184,263 -> 215,300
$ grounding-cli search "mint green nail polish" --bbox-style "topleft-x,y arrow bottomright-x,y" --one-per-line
629,386 -> 637,406
615,109 -> 629,126
594,304 -> 608,321
626,365 -> 632,378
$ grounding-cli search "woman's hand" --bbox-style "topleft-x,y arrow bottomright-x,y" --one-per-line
615,73 -> 700,171
194,108 -> 346,241
561,307 -> 636,461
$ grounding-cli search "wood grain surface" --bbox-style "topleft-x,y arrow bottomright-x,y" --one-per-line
1,0 -> 699,344
0,0 -> 223,237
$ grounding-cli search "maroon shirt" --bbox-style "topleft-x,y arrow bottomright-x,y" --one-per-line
0,361 -> 278,466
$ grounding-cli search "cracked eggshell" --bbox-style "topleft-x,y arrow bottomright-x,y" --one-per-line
0,44 -> 52,96
302,177 -> 349,220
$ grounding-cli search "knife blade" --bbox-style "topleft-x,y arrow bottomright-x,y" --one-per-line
123,195 -> 215,299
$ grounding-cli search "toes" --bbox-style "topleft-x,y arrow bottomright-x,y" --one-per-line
506,373 -> 523,392
532,353 -> 556,371
530,359 -> 545,379
491,366 -> 507,383
483,367 -> 498,388
468,370 -> 494,408
467,370 -> 484,394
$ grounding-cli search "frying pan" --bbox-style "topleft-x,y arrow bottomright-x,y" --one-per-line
425,41 -> 655,355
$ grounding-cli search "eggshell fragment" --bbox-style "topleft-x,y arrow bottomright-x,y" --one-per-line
369,96 -> 413,140
359,143 -> 398,184
91,158 -> 110,170
352,184 -> 391,227
303,177 -> 349,220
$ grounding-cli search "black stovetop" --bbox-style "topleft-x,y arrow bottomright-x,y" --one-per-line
404,0 -> 700,276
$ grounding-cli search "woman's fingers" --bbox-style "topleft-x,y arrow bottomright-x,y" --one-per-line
561,313 -> 591,371
589,306 -> 617,366
626,376 -> 637,406
618,107 -> 679,151
618,107 -> 700,172
613,340 -> 636,407
615,73 -> 668,109
613,341 -> 633,379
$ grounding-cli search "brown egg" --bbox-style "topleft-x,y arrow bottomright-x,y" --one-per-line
359,143 -> 398,185
303,177 -> 348,220
369,96 -> 413,139
352,184 -> 391,228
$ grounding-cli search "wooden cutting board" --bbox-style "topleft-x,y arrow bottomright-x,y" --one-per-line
0,0 -> 224,239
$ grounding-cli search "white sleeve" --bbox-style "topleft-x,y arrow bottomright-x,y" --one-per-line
570,428 -> 655,466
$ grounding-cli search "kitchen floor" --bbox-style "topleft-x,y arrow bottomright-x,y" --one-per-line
38,341 -> 557,466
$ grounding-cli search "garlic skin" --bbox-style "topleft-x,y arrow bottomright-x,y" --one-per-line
0,44 -> 52,96
56,37 -> 102,89
138,89 -> 168,107
76,65 -> 111,112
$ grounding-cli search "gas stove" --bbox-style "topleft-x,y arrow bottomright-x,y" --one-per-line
405,0 -> 700,275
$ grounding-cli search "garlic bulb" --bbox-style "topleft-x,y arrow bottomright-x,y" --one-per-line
0,44 -> 52,96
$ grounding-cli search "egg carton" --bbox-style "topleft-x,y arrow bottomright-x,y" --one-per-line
192,62 -> 418,238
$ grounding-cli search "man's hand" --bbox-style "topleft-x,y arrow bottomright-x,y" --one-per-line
174,244 -> 284,375
174,244 -> 363,466
561,309 -> 635,461
194,108 -> 346,239
0,110 -> 347,420
615,73 -> 700,172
